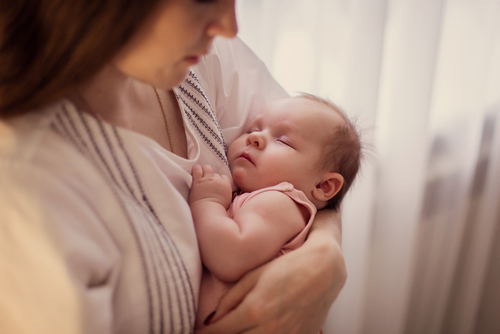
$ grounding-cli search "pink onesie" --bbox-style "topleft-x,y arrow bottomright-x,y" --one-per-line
196,182 -> 317,328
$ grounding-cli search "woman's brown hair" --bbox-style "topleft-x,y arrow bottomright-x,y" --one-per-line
0,0 -> 161,117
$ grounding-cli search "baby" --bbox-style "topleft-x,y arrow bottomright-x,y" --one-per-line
189,94 -> 362,328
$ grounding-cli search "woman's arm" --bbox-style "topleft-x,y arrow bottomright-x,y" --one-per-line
0,160 -> 121,334
196,209 -> 346,334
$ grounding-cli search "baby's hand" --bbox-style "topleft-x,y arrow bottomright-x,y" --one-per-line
189,165 -> 232,209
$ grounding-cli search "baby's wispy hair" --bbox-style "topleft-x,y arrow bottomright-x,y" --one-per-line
297,93 -> 364,210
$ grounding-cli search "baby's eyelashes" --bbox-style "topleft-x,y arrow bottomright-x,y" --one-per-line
277,137 -> 294,148
247,127 -> 260,133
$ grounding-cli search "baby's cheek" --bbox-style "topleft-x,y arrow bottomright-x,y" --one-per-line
231,168 -> 244,185
231,168 -> 252,192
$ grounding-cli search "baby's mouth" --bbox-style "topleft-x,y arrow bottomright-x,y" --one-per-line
239,152 -> 254,164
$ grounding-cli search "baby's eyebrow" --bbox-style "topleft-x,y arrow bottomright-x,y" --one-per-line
276,120 -> 299,134
253,114 -> 264,122
248,116 -> 263,128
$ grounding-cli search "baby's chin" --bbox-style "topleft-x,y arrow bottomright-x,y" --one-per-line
233,179 -> 257,193
233,176 -> 281,193
232,168 -> 290,192
232,170 -> 250,192
232,174 -> 259,193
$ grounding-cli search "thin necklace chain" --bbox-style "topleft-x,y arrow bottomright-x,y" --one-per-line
86,88 -> 175,154
154,87 -> 175,154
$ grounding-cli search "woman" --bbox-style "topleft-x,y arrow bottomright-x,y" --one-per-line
0,0 -> 346,333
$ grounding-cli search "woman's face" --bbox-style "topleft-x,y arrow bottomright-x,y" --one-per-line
114,0 -> 237,88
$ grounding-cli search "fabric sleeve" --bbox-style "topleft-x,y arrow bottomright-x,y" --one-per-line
0,161 -> 120,334
193,37 -> 289,145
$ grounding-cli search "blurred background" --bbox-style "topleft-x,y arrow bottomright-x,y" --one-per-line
236,0 -> 500,333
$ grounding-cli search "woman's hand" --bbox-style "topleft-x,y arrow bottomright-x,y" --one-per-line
195,209 -> 346,334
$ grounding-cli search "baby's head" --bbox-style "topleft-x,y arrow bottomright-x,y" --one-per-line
228,94 -> 362,210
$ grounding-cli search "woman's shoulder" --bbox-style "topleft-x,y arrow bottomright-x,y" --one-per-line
0,99 -> 112,199
1,100 -> 62,160
2,100 -> 84,165
0,100 -> 132,258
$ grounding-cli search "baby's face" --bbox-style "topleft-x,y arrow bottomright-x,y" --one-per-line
227,97 -> 342,195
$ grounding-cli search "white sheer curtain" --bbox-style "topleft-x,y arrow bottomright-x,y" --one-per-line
236,1 -> 500,333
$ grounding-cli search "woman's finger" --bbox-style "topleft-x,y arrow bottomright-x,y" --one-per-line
209,265 -> 265,323
195,297 -> 258,334
195,265 -> 276,334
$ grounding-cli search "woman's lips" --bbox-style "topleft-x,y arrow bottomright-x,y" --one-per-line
183,56 -> 200,65
184,47 -> 210,65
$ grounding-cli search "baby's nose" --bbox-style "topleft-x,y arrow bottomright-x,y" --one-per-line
247,133 -> 265,148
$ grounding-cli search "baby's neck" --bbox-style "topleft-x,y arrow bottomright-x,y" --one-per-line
235,181 -> 325,209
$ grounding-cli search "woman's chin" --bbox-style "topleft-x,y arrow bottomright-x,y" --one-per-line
153,69 -> 190,89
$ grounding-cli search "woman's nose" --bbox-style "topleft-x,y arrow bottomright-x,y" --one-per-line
206,0 -> 238,38
246,132 -> 265,149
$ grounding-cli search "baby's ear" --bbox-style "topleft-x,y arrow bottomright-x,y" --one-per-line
312,172 -> 344,202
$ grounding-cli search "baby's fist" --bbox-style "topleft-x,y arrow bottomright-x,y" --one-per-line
189,165 -> 232,208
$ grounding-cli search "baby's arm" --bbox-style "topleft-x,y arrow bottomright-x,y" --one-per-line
189,165 -> 307,283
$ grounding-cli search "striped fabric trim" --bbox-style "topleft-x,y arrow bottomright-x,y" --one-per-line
50,105 -> 196,334
177,70 -> 230,172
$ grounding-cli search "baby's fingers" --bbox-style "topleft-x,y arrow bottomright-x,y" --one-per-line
201,165 -> 214,178
192,164 -> 203,181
